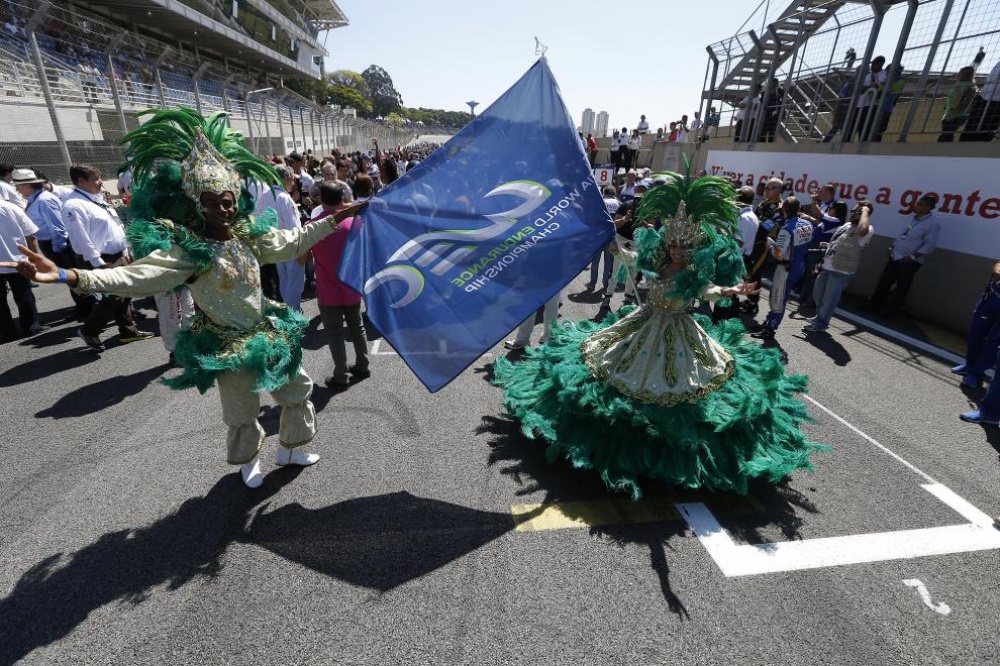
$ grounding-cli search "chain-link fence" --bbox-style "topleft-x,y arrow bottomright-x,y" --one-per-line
0,0 -> 420,184
701,0 -> 1000,146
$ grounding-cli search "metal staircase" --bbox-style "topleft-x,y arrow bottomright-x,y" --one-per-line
713,0 -> 854,107
779,65 -> 855,141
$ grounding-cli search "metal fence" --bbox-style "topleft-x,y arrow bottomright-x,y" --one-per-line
700,0 -> 1000,146
0,0 -> 420,183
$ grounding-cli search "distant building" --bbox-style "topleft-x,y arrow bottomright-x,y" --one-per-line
596,110 -> 610,137
581,108 -> 596,136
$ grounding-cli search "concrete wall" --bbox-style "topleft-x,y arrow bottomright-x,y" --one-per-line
0,99 -> 105,141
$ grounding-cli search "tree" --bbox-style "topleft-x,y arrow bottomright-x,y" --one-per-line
327,69 -> 370,98
361,65 -> 403,118
282,77 -> 329,104
326,85 -> 373,117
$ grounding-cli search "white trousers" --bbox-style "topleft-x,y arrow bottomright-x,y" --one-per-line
277,260 -> 305,312
154,288 -> 195,352
513,290 -> 562,345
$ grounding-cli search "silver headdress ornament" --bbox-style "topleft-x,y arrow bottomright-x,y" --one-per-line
180,128 -> 243,201
661,202 -> 705,247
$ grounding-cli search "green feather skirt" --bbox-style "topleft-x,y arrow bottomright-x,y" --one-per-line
493,308 -> 827,498
166,301 -> 308,394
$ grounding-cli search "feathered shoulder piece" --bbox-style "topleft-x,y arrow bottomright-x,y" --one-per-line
119,108 -> 280,196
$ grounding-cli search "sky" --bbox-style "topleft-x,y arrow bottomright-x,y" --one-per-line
320,0 -> 758,133
322,0 -> 908,135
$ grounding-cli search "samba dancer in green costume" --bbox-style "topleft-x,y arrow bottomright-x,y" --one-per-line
493,173 -> 826,498
4,109 -> 365,488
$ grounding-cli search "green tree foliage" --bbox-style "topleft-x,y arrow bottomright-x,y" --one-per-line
401,107 -> 473,130
327,85 -> 373,117
327,69 -> 370,97
361,65 -> 404,118
283,64 -> 470,128
282,77 -> 330,104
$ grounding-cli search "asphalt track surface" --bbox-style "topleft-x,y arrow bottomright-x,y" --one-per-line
2,272 -> 999,666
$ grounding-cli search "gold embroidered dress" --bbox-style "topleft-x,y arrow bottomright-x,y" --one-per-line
582,276 -> 735,406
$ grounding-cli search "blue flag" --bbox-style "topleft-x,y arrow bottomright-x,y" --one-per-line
339,58 -> 615,392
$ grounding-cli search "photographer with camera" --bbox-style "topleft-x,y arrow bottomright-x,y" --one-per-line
798,184 -> 845,308
804,201 -> 873,333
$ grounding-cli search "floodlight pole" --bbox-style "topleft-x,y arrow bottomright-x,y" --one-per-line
103,33 -> 128,133
154,47 -> 173,109
868,0 -> 917,143
25,1 -> 71,173
244,86 -> 273,154
899,0 -> 955,141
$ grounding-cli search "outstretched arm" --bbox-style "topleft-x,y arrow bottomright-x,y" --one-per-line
2,244 -> 196,297
701,280 -> 761,301
254,200 -> 367,264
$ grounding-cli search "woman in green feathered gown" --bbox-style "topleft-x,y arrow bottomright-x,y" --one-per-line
492,174 -> 826,498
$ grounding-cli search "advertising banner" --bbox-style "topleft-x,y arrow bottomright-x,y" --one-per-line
705,150 -> 1000,258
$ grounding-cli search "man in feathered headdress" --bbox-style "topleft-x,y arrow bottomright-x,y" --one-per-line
3,109 -> 365,488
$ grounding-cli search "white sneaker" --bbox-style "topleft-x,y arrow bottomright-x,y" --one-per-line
240,456 -> 263,488
275,445 -> 320,467
504,340 -> 528,350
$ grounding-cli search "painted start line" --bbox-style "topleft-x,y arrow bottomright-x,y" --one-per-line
511,394 -> 1000,577
682,394 -> 1000,577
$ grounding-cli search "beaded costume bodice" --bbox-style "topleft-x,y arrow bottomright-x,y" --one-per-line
645,277 -> 690,314
188,238 -> 265,330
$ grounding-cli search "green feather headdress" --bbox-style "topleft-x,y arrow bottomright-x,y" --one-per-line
636,172 -> 739,245
120,108 -> 280,197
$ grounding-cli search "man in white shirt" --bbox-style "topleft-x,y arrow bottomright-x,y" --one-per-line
255,165 -> 305,311
689,112 -> 702,134
960,57 -> 1000,142
286,152 -> 314,194
613,128 -> 629,175
855,56 -> 888,140
0,164 -> 26,208
0,199 -> 41,338
636,115 -> 650,134
676,115 -> 690,143
734,84 -> 762,142
63,163 -> 152,350
715,187 -> 759,320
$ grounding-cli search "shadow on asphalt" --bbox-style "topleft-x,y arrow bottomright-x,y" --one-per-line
250,491 -> 516,592
260,390 -> 417,437
0,347 -> 101,387
34,364 -> 171,419
800,329 -> 853,366
0,468 -> 517,665
477,414 -> 815,619
0,469 -> 298,666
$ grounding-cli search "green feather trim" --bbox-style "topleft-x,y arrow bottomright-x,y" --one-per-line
165,302 -> 308,394
125,217 -> 216,277
493,311 -> 826,498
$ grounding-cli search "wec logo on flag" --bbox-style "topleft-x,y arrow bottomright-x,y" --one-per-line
364,180 -> 551,308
